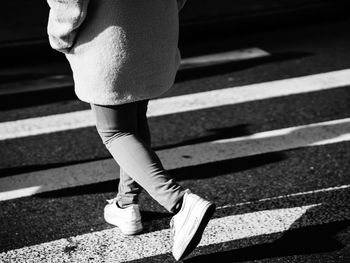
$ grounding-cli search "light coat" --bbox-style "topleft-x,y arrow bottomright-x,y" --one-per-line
47,0 -> 187,105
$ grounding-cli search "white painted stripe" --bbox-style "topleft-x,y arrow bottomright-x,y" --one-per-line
218,184 -> 350,209
0,205 -> 317,262
0,48 -> 268,96
0,186 -> 42,201
162,117 -> 350,168
1,69 -> 350,140
180,47 -> 270,69
0,159 -> 119,200
1,117 -> 350,201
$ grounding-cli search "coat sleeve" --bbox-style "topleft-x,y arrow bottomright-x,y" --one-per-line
47,0 -> 90,53
177,0 -> 187,12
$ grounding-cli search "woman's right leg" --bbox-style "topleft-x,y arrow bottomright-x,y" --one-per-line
91,101 -> 185,213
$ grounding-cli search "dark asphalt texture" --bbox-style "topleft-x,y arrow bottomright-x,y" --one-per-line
1,17 -> 350,262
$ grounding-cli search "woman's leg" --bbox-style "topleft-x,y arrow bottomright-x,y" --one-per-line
118,169 -> 141,207
118,100 -> 151,207
91,101 -> 185,213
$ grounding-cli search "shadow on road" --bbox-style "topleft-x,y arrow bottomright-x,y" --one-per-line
0,123 -> 252,177
170,152 -> 286,181
155,124 -> 251,151
35,152 -> 285,198
185,212 -> 350,263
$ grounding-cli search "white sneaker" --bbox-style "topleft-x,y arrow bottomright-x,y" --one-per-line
104,198 -> 143,235
171,190 -> 215,261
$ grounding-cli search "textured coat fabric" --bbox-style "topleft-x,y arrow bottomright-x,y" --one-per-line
47,0 -> 187,105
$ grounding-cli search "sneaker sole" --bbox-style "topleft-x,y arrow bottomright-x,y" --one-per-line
177,202 -> 216,261
104,212 -> 143,235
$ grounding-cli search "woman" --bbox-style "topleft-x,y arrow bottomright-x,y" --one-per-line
47,0 -> 215,260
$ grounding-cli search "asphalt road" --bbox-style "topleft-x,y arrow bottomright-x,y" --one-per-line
1,17 -> 350,262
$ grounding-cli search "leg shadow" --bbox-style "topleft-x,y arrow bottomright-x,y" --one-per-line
186,203 -> 350,262
155,124 -> 251,151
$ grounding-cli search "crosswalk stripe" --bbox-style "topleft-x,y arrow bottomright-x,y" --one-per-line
1,117 -> 349,201
179,47 -> 270,69
0,69 -> 350,141
0,204 -> 317,262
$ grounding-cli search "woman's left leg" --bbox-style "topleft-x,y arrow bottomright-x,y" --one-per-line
117,100 -> 151,207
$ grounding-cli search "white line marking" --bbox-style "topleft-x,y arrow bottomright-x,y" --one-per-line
0,205 -> 317,262
162,117 -> 350,168
0,186 -> 42,201
218,184 -> 350,209
1,69 -> 350,140
0,48 -> 269,96
0,159 -> 119,200
180,47 -> 270,69
1,117 -> 350,201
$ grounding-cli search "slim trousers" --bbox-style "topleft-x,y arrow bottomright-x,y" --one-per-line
91,100 -> 185,213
